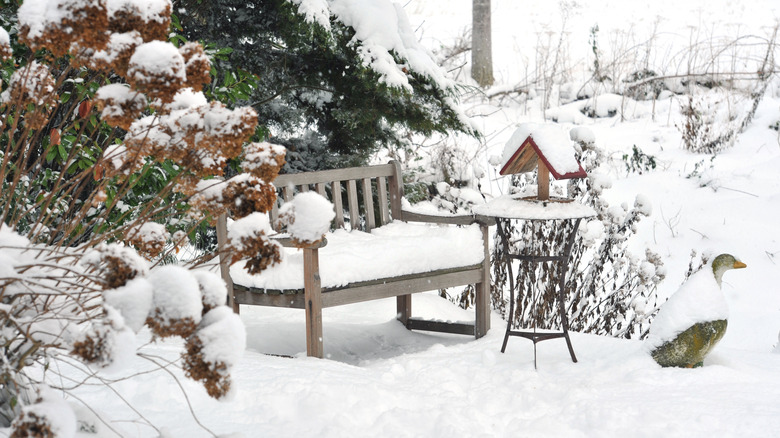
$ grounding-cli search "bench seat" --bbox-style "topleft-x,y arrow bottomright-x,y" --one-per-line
231,221 -> 485,291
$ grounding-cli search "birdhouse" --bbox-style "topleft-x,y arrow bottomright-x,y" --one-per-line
499,124 -> 587,201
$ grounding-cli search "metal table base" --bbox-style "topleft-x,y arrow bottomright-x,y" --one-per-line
496,217 -> 582,368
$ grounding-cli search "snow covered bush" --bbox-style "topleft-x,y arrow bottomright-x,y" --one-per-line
0,0 -> 286,432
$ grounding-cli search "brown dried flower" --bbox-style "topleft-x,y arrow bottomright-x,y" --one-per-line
108,0 -> 171,43
127,41 -> 186,104
179,42 -> 212,92
182,336 -> 231,398
242,142 -> 287,183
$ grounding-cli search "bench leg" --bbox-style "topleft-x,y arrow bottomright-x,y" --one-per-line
397,295 -> 411,328
303,248 -> 324,358
475,224 -> 491,338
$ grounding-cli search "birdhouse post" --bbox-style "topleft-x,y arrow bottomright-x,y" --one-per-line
499,124 -> 587,202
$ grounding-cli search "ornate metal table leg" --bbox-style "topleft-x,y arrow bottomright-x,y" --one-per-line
558,218 -> 582,363
497,219 -> 514,354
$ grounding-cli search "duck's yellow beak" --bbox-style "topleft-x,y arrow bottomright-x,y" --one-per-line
734,261 -> 747,269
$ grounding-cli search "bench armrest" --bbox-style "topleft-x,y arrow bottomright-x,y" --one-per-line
272,236 -> 328,249
401,210 -> 496,227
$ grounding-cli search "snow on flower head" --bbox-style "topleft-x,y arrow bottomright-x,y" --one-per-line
192,270 -> 228,313
179,42 -> 211,92
71,303 -> 135,370
11,387 -> 77,438
227,211 -> 282,275
102,277 -> 154,332
18,0 -> 109,57
183,306 -> 246,399
146,265 -> 203,338
80,30 -> 143,77
125,221 -> 170,259
241,142 -> 287,183
94,83 -> 147,129
81,242 -> 150,289
107,0 -> 171,42
127,40 -> 186,103
0,27 -> 12,61
165,87 -> 208,112
276,191 -> 335,246
0,61 -> 58,130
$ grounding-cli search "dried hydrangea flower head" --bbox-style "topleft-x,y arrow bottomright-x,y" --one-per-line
179,42 -> 212,92
18,0 -> 110,57
94,83 -> 147,129
107,0 -> 171,43
0,61 -> 58,130
242,142 -> 288,183
74,30 -> 144,76
124,222 -> 170,259
127,40 -> 186,104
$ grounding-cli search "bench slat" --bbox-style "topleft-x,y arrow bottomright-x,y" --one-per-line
347,179 -> 359,231
332,181 -> 344,228
362,178 -> 375,231
377,176 -> 389,226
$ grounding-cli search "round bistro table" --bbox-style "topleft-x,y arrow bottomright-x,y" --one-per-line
473,195 -> 596,368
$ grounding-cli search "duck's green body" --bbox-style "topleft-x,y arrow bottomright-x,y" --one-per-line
650,319 -> 728,368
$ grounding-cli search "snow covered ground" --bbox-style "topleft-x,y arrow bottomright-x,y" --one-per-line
11,0 -> 780,437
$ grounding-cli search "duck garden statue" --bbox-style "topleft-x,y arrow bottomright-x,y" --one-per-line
646,254 -> 747,368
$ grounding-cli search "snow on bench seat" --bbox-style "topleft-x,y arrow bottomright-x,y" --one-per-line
230,221 -> 485,292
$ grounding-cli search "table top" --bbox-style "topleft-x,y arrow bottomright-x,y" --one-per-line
473,195 -> 597,220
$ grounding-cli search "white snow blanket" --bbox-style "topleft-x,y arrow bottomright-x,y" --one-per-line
231,221 -> 485,291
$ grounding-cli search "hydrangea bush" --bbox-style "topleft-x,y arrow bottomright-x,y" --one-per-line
0,0 -> 289,433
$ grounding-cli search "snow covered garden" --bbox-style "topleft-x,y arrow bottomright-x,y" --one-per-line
2,0 -> 780,437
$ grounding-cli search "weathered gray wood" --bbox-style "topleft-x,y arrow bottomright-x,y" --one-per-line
316,182 -> 327,197
303,248 -> 324,358
282,186 -> 293,202
362,178 -> 375,231
406,318 -> 475,336
403,211 -> 477,226
216,213 -> 238,314
538,160 -> 550,201
274,237 -> 327,249
300,184 -> 310,192
322,267 -> 483,308
233,285 -> 306,308
332,181 -> 345,228
274,163 -> 395,187
377,176 -> 390,226
388,160 -> 404,219
270,201 -> 279,227
475,224 -> 491,338
347,179 -> 359,231
397,295 -> 411,326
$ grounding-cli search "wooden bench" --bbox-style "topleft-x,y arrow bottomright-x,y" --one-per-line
215,160 -> 491,358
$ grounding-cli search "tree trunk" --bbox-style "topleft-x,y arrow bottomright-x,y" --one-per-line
472,0 -> 494,87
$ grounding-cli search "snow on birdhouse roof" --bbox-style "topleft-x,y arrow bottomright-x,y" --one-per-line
499,123 -> 586,179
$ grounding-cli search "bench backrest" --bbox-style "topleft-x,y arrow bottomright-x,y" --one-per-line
271,160 -> 405,232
